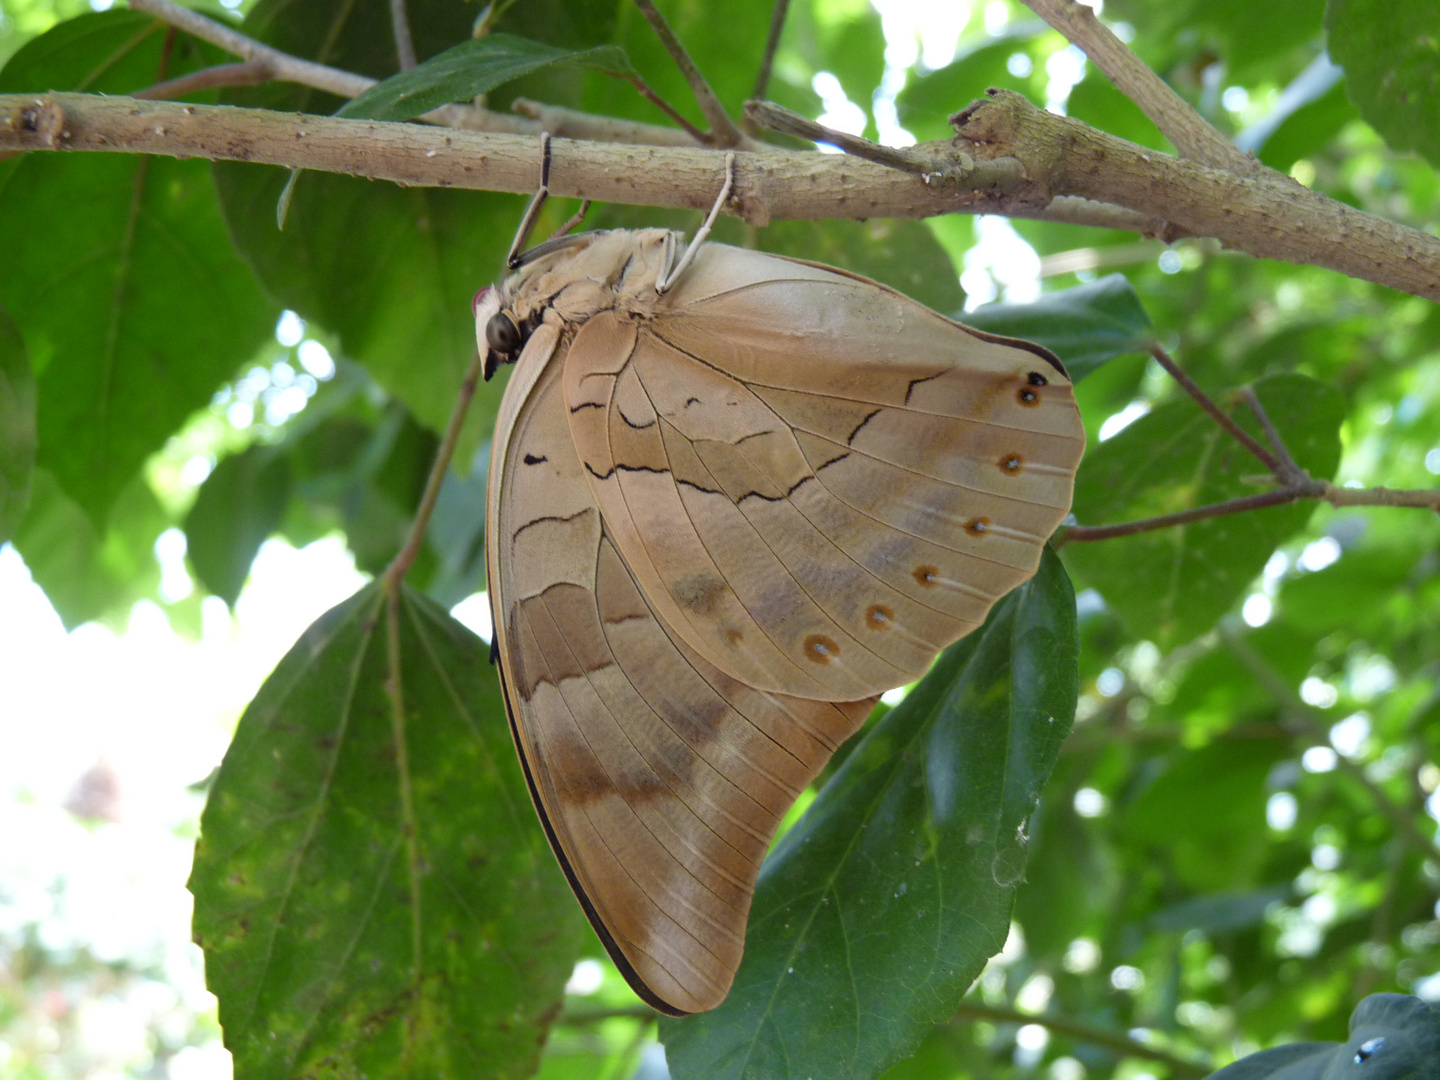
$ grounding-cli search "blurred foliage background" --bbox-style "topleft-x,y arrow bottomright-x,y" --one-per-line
0,0 -> 1438,1077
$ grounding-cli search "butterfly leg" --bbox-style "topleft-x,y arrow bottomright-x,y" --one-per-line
506,131 -> 555,269
656,150 -> 736,294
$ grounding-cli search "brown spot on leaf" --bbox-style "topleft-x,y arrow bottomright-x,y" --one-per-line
865,604 -> 894,630
913,565 -> 939,587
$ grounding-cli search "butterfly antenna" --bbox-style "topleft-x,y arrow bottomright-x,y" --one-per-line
657,151 -> 735,294
507,132 -> 553,269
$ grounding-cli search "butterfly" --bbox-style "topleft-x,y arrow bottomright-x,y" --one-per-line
476,147 -> 1085,1015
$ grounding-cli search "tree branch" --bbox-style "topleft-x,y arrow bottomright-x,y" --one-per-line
390,0 -> 417,72
951,1001 -> 1210,1077
949,90 -> 1440,302
8,85 -> 1440,307
751,0 -> 792,103
0,92 -> 1133,229
132,60 -> 274,100
1019,0 -> 1260,176
632,0 -> 745,147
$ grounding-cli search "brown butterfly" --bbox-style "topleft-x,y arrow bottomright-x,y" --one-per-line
476,143 -> 1084,1015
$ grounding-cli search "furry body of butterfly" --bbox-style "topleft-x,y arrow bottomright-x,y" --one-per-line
477,227 -> 1085,1016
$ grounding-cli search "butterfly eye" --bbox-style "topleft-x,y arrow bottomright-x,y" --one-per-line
486,312 -> 522,354
1354,1036 -> 1385,1064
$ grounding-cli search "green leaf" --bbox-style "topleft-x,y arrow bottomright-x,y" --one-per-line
0,10 -> 277,528
213,0 -> 516,467
661,550 -> 1078,1080
184,444 -> 295,607
1063,372 -> 1345,648
756,218 -> 963,313
962,274 -> 1156,382
0,304 -> 35,543
1204,994 -> 1440,1080
9,467 -> 168,630
339,33 -> 632,122
1327,0 -> 1440,167
190,584 -> 586,1079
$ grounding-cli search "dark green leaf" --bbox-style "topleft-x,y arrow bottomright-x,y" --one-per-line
0,304 -> 35,543
1067,72 -> 1172,152
184,445 -> 294,607
1327,0 -> 1440,167
10,468 -> 168,630
0,11 -> 278,528
963,274 -> 1156,382
214,0 -> 515,466
1124,741 -> 1288,890
1204,994 -> 1440,1080
339,33 -> 632,122
662,550 -> 1078,1080
1063,373 -> 1345,648
757,218 -> 963,313
190,584 -> 586,1078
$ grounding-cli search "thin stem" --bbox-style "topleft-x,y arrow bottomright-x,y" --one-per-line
619,72 -> 709,143
1018,0 -> 1259,177
751,0 -> 792,102
131,60 -> 273,99
1058,489 -> 1302,545
951,1001 -> 1210,1077
745,100 -> 1019,189
1241,385 -> 1308,484
1147,344 -> 1286,474
632,0 -> 745,147
390,0 -> 417,71
383,352 -> 485,588
1221,626 -> 1440,868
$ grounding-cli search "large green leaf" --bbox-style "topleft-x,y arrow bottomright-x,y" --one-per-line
1062,372 -> 1345,648
213,0 -> 519,467
190,584 -> 586,1079
662,549 -> 1078,1080
0,11 -> 278,528
0,305 -> 35,543
962,274 -> 1156,382
1327,0 -> 1440,167
338,33 -> 633,122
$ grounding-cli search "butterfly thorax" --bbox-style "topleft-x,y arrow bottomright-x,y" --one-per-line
478,228 -> 683,379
